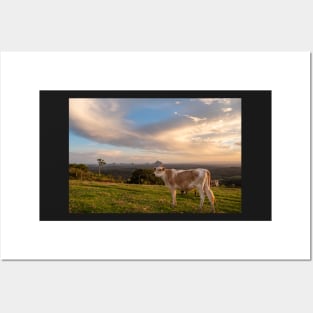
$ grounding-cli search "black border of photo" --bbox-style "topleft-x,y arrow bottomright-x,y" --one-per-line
40,90 -> 271,221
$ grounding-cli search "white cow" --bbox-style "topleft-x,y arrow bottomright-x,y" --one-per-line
211,179 -> 220,187
153,166 -> 215,212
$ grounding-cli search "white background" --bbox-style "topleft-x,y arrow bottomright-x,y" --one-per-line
1,52 -> 310,260
0,1 -> 312,312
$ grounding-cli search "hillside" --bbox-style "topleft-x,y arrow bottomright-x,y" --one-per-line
69,180 -> 241,214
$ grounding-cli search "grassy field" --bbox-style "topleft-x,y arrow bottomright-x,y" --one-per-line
69,180 -> 241,214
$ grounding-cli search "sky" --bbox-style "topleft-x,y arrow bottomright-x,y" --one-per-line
69,98 -> 241,165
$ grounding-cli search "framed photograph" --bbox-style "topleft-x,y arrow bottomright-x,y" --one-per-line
40,90 -> 271,221
1,52 -> 310,260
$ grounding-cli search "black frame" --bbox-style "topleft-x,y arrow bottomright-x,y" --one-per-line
40,90 -> 271,221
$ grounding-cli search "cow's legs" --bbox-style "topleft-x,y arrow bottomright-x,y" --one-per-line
170,188 -> 177,207
204,186 -> 215,213
197,187 -> 205,210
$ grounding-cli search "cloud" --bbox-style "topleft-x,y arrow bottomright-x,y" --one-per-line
183,114 -> 207,123
69,98 -> 143,147
69,98 -> 241,163
199,98 -> 236,105
222,108 -> 232,113
174,111 -> 207,123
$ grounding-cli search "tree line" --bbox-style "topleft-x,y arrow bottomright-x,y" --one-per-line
127,169 -> 163,185
69,163 -> 241,187
69,163 -> 120,182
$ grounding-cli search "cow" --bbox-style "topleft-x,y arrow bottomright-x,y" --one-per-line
153,166 -> 215,212
211,179 -> 220,187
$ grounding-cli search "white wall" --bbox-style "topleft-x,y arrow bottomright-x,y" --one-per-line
0,1 -> 312,312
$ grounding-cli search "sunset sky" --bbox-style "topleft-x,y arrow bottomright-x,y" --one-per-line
69,98 -> 241,164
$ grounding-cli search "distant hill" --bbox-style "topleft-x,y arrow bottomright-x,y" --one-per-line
86,163 -> 241,181
154,160 -> 163,166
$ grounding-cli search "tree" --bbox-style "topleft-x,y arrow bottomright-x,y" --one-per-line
69,164 -> 89,180
129,169 -> 163,185
97,158 -> 106,176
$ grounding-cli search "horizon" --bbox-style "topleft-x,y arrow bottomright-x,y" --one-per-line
69,98 -> 241,164
71,161 -> 241,166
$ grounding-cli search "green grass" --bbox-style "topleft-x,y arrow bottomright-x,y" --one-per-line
69,180 -> 241,214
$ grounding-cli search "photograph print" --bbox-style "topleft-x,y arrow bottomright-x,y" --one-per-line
69,97 -> 242,215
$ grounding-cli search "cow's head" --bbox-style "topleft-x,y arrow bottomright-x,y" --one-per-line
153,166 -> 165,177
